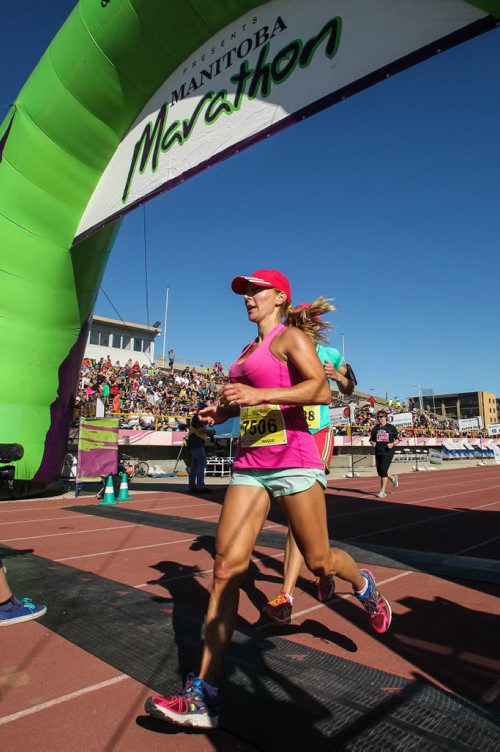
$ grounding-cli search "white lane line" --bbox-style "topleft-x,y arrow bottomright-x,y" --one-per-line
0,514 -> 87,526
330,469 -> 500,495
0,503 -> 213,525
345,509 -> 472,543
405,484 -> 500,507
0,674 -> 129,726
346,496 -> 498,544
465,500 -> 500,510
0,505 -> 84,515
457,534 -> 500,555
1,524 -> 138,543
55,536 -> 197,562
146,502 -> 213,513
132,551 -> 285,589
134,568 -> 213,588
318,482 -> 500,523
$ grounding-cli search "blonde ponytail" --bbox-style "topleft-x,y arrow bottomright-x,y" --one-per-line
283,297 -> 335,344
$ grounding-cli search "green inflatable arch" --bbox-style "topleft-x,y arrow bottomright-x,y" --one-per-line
0,0 -> 498,496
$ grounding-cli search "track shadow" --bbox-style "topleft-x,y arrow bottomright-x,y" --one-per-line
324,586 -> 500,705
0,545 -> 34,559
386,593 -> 500,704
327,486 -> 377,496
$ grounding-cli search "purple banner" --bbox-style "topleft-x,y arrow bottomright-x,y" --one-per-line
77,418 -> 119,479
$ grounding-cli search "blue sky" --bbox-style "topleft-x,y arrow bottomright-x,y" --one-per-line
2,3 -> 499,401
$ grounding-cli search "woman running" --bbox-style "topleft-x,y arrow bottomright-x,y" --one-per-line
262,299 -> 355,625
370,410 -> 399,498
146,269 -> 391,729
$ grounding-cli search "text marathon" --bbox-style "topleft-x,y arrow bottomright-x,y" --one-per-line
122,16 -> 342,203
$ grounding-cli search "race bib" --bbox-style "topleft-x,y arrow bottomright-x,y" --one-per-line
240,405 -> 287,447
303,405 -> 320,430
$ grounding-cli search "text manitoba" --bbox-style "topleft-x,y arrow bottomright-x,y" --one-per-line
122,16 -> 342,203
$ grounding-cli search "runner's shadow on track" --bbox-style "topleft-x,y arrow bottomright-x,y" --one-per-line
329,588 -> 500,703
184,536 -> 358,653
382,593 -> 500,702
257,618 -> 358,652
147,560 -> 210,678
136,631 -> 337,750
326,486 -> 376,496
189,534 -> 216,556
128,481 -> 228,495
0,546 -> 34,559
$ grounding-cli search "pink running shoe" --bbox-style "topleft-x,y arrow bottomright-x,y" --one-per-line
355,569 -> 392,634
145,674 -> 219,729
316,574 -> 336,602
262,591 -> 293,625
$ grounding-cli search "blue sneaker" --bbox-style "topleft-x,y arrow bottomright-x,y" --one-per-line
0,596 -> 47,626
145,674 -> 219,729
355,569 -> 392,634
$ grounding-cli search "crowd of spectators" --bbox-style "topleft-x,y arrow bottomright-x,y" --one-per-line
75,358 -> 488,438
75,356 -> 227,430
334,401 -> 488,438
336,401 -> 468,438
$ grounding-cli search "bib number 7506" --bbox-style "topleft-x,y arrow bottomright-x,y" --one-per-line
240,405 -> 287,447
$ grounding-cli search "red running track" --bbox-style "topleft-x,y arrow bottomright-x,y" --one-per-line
0,465 -> 499,750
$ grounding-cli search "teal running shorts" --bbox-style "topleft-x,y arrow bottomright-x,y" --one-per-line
229,467 -> 326,497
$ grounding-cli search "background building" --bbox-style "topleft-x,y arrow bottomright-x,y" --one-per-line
412,390 -> 498,427
85,315 -> 160,367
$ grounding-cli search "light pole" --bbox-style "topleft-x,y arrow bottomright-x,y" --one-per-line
161,287 -> 170,366
411,383 -> 424,471
412,384 -> 423,412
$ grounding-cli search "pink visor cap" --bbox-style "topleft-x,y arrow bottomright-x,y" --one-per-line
231,269 -> 291,303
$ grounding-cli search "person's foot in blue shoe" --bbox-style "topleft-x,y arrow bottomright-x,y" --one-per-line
145,674 -> 219,728
0,596 -> 47,626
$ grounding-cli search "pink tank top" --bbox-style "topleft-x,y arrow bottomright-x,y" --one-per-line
229,324 -> 323,470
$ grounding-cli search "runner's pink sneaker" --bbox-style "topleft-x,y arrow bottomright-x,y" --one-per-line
145,674 -> 219,729
262,591 -> 293,625
355,569 -> 392,634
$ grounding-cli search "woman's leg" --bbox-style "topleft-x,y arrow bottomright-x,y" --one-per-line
199,484 -> 271,686
378,455 -> 392,493
282,530 -> 304,596
0,563 -> 12,602
278,481 -> 365,591
261,530 -> 304,626
0,561 -> 47,626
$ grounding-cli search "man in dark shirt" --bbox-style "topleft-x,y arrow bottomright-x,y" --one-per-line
370,411 -> 399,498
187,413 -> 214,493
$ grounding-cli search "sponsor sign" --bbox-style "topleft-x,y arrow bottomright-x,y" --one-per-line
458,416 -> 483,431
428,448 -> 443,464
389,412 -> 413,428
487,423 -> 500,437
330,406 -> 350,426
493,445 -> 500,465
75,0 -> 486,239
